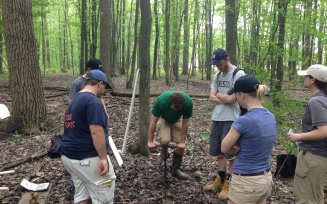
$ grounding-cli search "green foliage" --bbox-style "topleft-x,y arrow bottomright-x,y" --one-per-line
13,131 -> 21,139
35,135 -> 46,140
264,86 -> 304,154
186,144 -> 201,150
199,133 -> 210,141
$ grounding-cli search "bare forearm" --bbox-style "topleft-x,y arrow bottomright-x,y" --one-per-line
216,92 -> 235,104
209,94 -> 223,104
299,129 -> 327,141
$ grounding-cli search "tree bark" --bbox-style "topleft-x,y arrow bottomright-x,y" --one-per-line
132,0 -> 152,157
165,0 -> 171,86
100,0 -> 114,89
182,0 -> 189,75
152,0 -> 159,80
126,0 -> 139,89
225,0 -> 238,64
79,0 -> 87,75
2,0 -> 49,133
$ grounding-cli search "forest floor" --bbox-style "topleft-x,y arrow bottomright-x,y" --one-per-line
0,73 -> 326,204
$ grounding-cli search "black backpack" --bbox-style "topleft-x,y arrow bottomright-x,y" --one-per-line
274,153 -> 297,178
217,67 -> 247,115
48,135 -> 62,158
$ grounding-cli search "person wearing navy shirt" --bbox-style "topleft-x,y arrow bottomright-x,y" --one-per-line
61,70 -> 116,204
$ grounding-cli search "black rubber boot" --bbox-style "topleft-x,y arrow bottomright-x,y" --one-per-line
171,153 -> 188,180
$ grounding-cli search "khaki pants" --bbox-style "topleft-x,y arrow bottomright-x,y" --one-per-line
157,118 -> 182,143
293,150 -> 327,204
229,171 -> 273,203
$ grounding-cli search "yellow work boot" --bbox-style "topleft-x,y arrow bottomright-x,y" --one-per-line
217,180 -> 229,200
203,176 -> 223,191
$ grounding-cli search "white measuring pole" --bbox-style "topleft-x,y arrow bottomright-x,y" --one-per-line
121,69 -> 139,154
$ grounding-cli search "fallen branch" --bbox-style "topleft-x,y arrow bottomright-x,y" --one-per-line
109,91 -> 209,98
45,92 -> 69,98
0,151 -> 48,172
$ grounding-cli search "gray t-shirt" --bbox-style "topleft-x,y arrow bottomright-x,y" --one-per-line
210,66 -> 245,121
68,76 -> 86,99
300,91 -> 327,158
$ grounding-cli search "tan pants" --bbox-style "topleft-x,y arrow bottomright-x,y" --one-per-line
293,150 -> 327,204
229,171 -> 273,204
157,118 -> 182,143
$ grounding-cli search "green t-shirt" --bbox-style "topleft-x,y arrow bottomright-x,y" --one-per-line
152,90 -> 193,124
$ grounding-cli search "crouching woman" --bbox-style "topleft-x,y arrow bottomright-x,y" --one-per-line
222,75 -> 276,204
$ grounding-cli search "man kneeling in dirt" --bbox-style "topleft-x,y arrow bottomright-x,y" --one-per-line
148,91 -> 193,180
61,70 -> 116,204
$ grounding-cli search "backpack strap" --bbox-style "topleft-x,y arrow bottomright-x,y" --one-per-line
232,67 -> 242,81
216,67 -> 242,90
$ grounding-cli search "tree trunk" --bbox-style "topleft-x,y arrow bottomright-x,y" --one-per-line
90,0 -> 98,58
205,0 -> 213,80
126,0 -> 139,89
0,34 -> 3,74
275,0 -> 288,94
152,0 -> 159,80
182,0 -> 189,75
100,0 -> 114,90
131,0 -> 152,157
120,0 -> 126,75
80,0 -> 87,75
302,0 -> 312,69
2,0 -> 49,133
225,0 -> 237,64
165,0 -> 171,86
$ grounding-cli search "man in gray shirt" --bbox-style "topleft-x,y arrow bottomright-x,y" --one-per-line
68,58 -> 110,103
203,48 -> 245,200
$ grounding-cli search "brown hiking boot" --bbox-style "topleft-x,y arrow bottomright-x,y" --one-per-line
217,180 -> 229,200
203,176 -> 223,191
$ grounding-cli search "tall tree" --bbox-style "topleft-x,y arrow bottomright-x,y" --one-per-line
205,0 -> 213,80
100,0 -> 114,89
164,0 -> 171,86
152,0 -> 159,80
2,0 -> 48,133
130,0 -> 152,156
80,0 -> 87,75
126,0 -> 139,89
275,0 -> 289,93
225,0 -> 238,64
182,0 -> 189,75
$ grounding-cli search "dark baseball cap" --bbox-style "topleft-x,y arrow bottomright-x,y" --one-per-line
210,48 -> 228,66
86,70 -> 111,89
86,58 -> 105,72
228,75 -> 260,95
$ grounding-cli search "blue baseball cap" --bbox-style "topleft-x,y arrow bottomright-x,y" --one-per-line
210,48 -> 228,65
86,70 -> 111,89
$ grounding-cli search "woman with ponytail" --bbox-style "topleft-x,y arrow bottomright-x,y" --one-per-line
221,75 -> 276,204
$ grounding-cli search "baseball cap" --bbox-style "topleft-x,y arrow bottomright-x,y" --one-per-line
210,48 -> 228,66
86,70 -> 111,89
297,64 -> 327,83
86,58 -> 104,71
228,75 -> 260,95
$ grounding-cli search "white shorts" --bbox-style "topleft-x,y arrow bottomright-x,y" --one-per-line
61,155 -> 116,204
